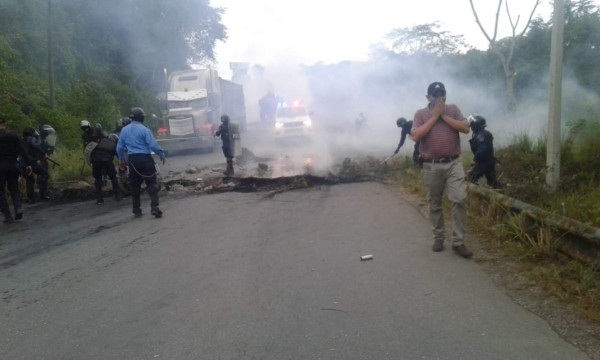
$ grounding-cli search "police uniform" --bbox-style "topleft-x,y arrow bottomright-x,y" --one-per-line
91,129 -> 121,204
215,115 -> 234,176
469,119 -> 501,188
395,119 -> 421,166
22,129 -> 50,202
117,108 -> 165,218
0,120 -> 31,222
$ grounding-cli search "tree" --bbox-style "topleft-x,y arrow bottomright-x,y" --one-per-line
0,0 -> 228,148
562,0 -> 600,92
469,0 -> 541,112
386,22 -> 471,56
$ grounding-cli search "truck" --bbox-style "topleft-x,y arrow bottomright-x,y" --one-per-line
155,67 -> 246,155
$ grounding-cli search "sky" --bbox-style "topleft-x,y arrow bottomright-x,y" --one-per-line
209,0 -> 577,77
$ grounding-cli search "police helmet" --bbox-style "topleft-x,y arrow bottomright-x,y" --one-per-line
80,120 -> 91,129
129,107 -> 145,122
396,117 -> 407,128
122,116 -> 132,126
22,127 -> 36,137
221,114 -> 230,123
115,119 -> 123,132
108,133 -> 119,142
40,124 -> 55,136
469,115 -> 487,130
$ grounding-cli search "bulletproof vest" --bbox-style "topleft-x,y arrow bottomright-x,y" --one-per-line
96,137 -> 117,153
90,137 -> 116,163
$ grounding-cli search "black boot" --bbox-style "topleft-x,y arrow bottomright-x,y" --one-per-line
223,158 -> 234,176
38,175 -> 50,200
94,179 -> 104,205
15,207 -> 23,220
151,206 -> 163,218
111,178 -> 122,201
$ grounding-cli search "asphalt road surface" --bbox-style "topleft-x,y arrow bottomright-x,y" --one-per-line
0,180 -> 590,359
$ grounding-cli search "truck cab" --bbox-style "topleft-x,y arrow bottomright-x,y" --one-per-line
156,68 -> 246,155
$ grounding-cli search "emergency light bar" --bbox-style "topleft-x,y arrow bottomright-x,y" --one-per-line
277,100 -> 303,108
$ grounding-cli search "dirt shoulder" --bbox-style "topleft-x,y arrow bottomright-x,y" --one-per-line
389,183 -> 600,360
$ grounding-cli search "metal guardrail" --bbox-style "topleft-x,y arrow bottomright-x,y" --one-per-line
468,184 -> 600,267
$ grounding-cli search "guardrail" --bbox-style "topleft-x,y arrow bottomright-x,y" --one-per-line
468,185 -> 600,267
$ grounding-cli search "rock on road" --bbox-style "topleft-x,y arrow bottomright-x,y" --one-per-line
0,182 -> 590,359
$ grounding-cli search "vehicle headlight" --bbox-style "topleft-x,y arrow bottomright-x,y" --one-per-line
275,122 -> 284,128
303,118 -> 312,127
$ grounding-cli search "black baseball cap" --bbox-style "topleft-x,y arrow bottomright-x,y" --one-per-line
427,82 -> 446,97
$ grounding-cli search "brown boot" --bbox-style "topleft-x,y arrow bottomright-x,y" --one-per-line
432,239 -> 444,252
452,244 -> 473,258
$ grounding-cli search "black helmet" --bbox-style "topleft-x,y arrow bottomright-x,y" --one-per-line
221,114 -> 230,123
94,123 -> 106,137
396,117 -> 407,128
23,127 -> 36,137
469,115 -> 487,130
129,107 -> 145,122
122,116 -> 132,126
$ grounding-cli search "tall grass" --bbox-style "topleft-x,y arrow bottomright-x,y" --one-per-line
48,146 -> 92,182
495,122 -> 600,228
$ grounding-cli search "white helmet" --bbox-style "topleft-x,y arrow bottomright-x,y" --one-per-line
80,120 -> 91,129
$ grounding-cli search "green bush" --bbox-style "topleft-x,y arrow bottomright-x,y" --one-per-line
48,146 -> 91,182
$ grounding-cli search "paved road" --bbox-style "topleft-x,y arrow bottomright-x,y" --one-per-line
0,181 -> 589,359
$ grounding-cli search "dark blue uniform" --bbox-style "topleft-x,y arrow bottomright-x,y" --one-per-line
469,128 -> 501,188
395,120 -> 420,166
23,133 -> 50,202
1,127 -> 31,222
216,119 -> 234,176
91,132 -> 120,204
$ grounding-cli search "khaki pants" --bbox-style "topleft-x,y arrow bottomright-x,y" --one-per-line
422,158 -> 467,246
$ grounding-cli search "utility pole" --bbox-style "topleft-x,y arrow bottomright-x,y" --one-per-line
47,0 -> 56,108
546,0 -> 564,192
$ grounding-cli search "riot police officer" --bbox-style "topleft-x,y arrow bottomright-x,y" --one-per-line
117,107 -> 165,218
1,117 -> 32,223
215,114 -> 234,176
468,115 -> 502,188
80,119 -> 96,148
90,124 -> 121,204
22,127 -> 50,202
394,117 -> 421,166
113,117 -> 131,136
39,124 -> 57,156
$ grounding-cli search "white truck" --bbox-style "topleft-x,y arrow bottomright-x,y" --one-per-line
155,67 -> 246,155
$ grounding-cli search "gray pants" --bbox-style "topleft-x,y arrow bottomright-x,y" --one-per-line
422,158 -> 467,246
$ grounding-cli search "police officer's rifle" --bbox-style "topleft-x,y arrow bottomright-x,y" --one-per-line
382,153 -> 397,164
46,157 -> 61,167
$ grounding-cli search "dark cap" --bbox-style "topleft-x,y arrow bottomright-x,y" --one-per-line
427,82 -> 446,97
